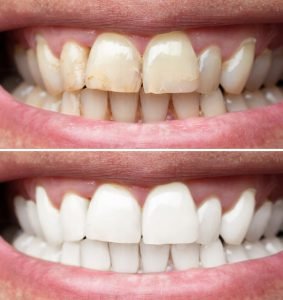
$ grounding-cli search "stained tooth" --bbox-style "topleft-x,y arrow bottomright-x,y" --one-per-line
225,245 -> 248,263
13,232 -> 34,252
143,32 -> 199,93
172,93 -> 200,119
263,237 -> 283,254
60,91 -> 81,116
245,49 -> 272,91
14,196 -> 34,235
225,94 -> 248,112
264,200 -> 283,237
80,239 -> 110,271
36,186 -> 63,246
109,243 -> 139,273
243,90 -> 268,108
41,244 -> 61,262
60,193 -> 89,242
26,200 -> 44,238
200,239 -> 226,268
200,88 -> 226,117
27,48 -> 45,88
41,95 -> 61,113
245,201 -> 272,242
142,182 -> 198,244
25,86 -> 47,108
61,242 -> 80,267
86,33 -> 141,92
220,38 -> 256,94
109,92 -> 138,122
262,86 -> 283,104
86,184 -> 141,243
12,82 -> 35,101
264,48 -> 283,86
220,189 -> 255,245
140,240 -> 170,273
171,244 -> 199,270
81,89 -> 109,120
25,237 -> 47,258
14,46 -> 34,84
36,35 -> 63,96
243,241 -> 268,259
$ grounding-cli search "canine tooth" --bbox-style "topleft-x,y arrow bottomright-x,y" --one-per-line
264,200 -> 283,237
109,243 -> 139,273
264,48 -> 283,86
200,239 -> 226,268
220,38 -> 256,94
110,92 -> 138,122
171,244 -> 199,270
262,86 -> 283,104
14,196 -> 34,235
14,46 -> 34,84
221,189 -> 255,245
41,244 -> 61,263
243,90 -> 268,108
142,182 -> 198,244
36,186 -> 63,246
140,240 -> 170,273
36,35 -> 63,96
172,93 -> 200,119
12,82 -> 34,101
225,94 -> 248,112
225,245 -> 248,263
61,242 -> 80,267
60,193 -> 89,242
140,89 -> 170,123
200,88 -> 226,117
25,237 -> 47,258
86,184 -> 141,243
243,241 -> 268,259
80,239 -> 110,271
262,237 -> 283,254
81,89 -> 109,120
86,33 -> 141,92
60,91 -> 81,116
245,201 -> 272,242
27,48 -> 45,88
143,32 -> 199,93
26,200 -> 44,238
13,232 -> 34,252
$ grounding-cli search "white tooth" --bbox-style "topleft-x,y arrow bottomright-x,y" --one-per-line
264,200 -> 283,237
61,242 -> 80,267
264,48 -> 283,86
25,86 -> 46,108
81,89 -> 109,120
12,82 -> 34,101
200,88 -> 226,117
225,93 -> 248,112
80,239 -> 110,271
60,91 -> 81,116
197,197 -> 222,245
200,239 -> 226,268
220,189 -> 255,245
13,232 -> 34,252
25,237 -> 47,258
109,243 -> 139,273
14,196 -> 34,235
171,243 -> 199,270
86,184 -> 141,243
36,186 -> 63,246
243,90 -> 268,108
60,41 -> 89,91
143,31 -> 199,93
140,240 -> 170,273
14,46 -> 34,84
142,182 -> 198,244
27,48 -> 45,88
172,93 -> 200,119
245,49 -> 272,91
197,46 -> 222,94
262,237 -> 283,254
60,193 -> 89,242
225,244 -> 248,263
110,92 -> 138,122
86,33 -> 141,92
36,35 -> 63,96
220,38 -> 256,94
245,201 -> 272,242
26,200 -> 44,238
41,244 -> 61,262
243,241 -> 268,259
262,86 -> 283,104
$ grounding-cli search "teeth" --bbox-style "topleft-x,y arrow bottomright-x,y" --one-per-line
200,239 -> 226,268
14,196 -> 34,235
245,49 -> 272,91
172,93 -> 200,119
26,200 -> 44,238
13,232 -> 34,252
61,242 -> 80,267
264,48 -> 283,86
12,82 -> 35,101
225,245 -> 248,263
220,189 -> 255,245
142,182 -> 198,244
109,243 -> 139,273
25,86 -> 46,108
143,32 -> 199,93
262,237 -> 283,254
262,86 -> 283,104
245,201 -> 272,242
243,241 -> 268,259
81,89 -> 109,120
25,237 -> 47,258
36,186 -> 63,246
200,88 -> 226,117
14,46 -> 34,84
171,244 -> 199,270
85,33 -> 141,93
264,200 -> 283,237
225,94 -> 248,112
60,193 -> 89,242
220,38 -> 256,94
80,239 -> 110,271
140,89 -> 170,123
41,95 -> 61,112
60,91 -> 81,116
197,46 -> 222,94
41,244 -> 61,262
243,90 -> 268,108
197,197 -> 222,245
36,35 -> 63,96
85,184 -> 141,243
27,48 -> 45,88
109,92 -> 139,122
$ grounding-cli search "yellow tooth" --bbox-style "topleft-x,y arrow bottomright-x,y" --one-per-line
60,91 -> 81,116
200,89 -> 226,117
12,82 -> 35,102
172,93 -> 200,119
27,48 -> 45,88
14,46 -> 34,84
25,86 -> 46,108
224,94 -> 248,113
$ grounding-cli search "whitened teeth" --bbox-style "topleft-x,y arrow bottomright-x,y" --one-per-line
262,86 -> 283,104
41,244 -> 61,262
85,33 -> 142,93
172,93 -> 200,119
200,239 -> 226,268
60,91 -> 81,116
225,94 -> 248,112
263,237 -> 283,254
61,242 -> 80,267
14,196 -> 34,235
200,88 -> 226,117
264,200 -> 283,237
26,200 -> 44,238
143,32 -> 199,94
13,232 -> 34,252
243,241 -> 268,259
14,46 -> 34,84
225,245 -> 248,263
27,48 -> 45,88
171,244 -> 199,270
264,48 -> 283,87
12,82 -> 34,101
243,90 -> 268,109
25,237 -> 46,258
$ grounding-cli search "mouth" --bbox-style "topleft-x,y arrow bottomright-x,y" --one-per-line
0,1 -> 283,148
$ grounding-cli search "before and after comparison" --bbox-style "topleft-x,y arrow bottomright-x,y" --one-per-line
0,0 -> 283,299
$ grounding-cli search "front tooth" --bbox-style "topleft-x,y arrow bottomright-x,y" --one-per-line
109,243 -> 139,273
220,38 -> 256,94
262,86 -> 283,104
263,237 -> 283,254
171,244 -> 199,270
60,193 -> 89,242
172,93 -> 200,119
220,189 -> 255,245
85,184 -> 141,243
225,245 -> 248,263
12,82 -> 35,102
200,239 -> 226,268
27,48 -> 45,88
142,182 -> 198,244
14,196 -> 34,235
14,46 -> 34,84
60,91 -> 81,116
85,33 -> 141,92
26,200 -> 44,238
243,90 -> 268,108
200,88 -> 226,117
61,242 -> 80,267
264,200 -> 283,237
109,92 -> 138,122
36,35 -> 63,96
243,241 -> 268,259
36,186 -> 63,246
225,94 -> 248,112
264,48 -> 283,86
